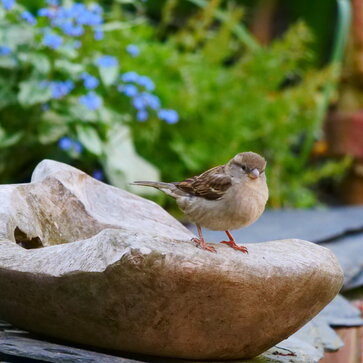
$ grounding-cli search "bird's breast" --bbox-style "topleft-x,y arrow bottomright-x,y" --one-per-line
178,179 -> 268,231
232,184 -> 267,227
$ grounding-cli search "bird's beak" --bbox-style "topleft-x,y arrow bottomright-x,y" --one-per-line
248,168 -> 260,179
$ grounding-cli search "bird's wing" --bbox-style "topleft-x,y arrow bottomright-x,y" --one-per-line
174,165 -> 232,200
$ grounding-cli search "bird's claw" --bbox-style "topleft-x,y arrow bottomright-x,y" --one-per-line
192,237 -> 217,253
220,240 -> 248,253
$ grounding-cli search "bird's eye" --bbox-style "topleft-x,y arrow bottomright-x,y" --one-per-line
241,165 -> 246,171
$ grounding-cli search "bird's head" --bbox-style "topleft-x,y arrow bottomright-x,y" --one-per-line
227,152 -> 266,180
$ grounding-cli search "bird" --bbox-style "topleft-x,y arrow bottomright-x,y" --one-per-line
132,152 -> 268,253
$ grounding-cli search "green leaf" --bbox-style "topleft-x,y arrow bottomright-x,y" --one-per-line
68,97 -> 99,122
103,124 -> 160,192
26,53 -> 51,74
102,21 -> 132,31
0,56 -> 17,69
3,24 -> 34,47
98,65 -> 119,86
0,77 -> 17,109
18,80 -> 52,107
55,59 -> 84,77
38,111 -> 68,144
0,127 -> 23,148
76,124 -> 103,156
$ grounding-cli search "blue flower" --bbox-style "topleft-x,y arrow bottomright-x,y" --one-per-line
71,25 -> 84,37
94,27 -> 103,40
136,75 -> 155,91
92,169 -> 103,180
89,3 -> 103,15
137,110 -> 148,122
96,55 -> 118,68
73,141 -> 83,153
42,32 -> 63,49
67,3 -> 85,17
79,92 -> 102,110
118,84 -> 138,97
158,109 -> 179,124
132,95 -> 146,110
58,137 -> 83,153
21,11 -> 36,25
58,136 -> 72,151
48,80 -> 74,99
121,71 -> 139,83
77,12 -> 102,26
50,80 -> 74,99
46,0 -> 59,6
38,8 -> 56,18
1,0 -> 15,10
126,44 -> 139,57
80,72 -> 99,90
60,22 -> 84,37
0,46 -> 11,56
143,93 -> 160,110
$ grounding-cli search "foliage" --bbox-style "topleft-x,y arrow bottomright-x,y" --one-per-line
125,3 -> 349,208
0,0 -> 178,188
0,0 -> 349,209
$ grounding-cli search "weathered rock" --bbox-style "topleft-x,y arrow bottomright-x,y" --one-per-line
0,160 -> 343,360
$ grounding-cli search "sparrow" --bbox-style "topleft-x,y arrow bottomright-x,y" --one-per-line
132,152 -> 268,253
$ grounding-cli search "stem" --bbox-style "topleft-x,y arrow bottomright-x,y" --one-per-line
187,0 -> 261,52
299,0 -> 352,167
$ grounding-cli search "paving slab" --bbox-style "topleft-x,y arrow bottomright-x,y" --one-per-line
188,206 -> 363,244
321,234 -> 363,290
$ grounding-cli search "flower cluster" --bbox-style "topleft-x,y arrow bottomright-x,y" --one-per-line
157,109 -> 179,124
1,0 -> 14,11
38,1 -> 103,43
2,0 -> 180,150
21,11 -> 36,25
80,72 -> 99,90
42,31 -> 63,49
40,80 -> 74,99
1,0 -> 179,124
79,92 -> 102,111
118,71 -> 179,123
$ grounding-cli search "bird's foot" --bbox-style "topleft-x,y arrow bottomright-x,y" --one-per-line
192,237 -> 216,253
220,240 -> 248,253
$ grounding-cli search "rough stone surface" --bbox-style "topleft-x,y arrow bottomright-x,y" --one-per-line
0,160 -> 344,360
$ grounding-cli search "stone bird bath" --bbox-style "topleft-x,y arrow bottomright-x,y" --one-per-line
0,160 -> 343,359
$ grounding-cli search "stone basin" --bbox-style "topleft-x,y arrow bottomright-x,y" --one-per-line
0,160 -> 344,360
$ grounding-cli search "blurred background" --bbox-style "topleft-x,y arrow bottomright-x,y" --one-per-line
0,0 -> 362,214
2,2 -> 363,360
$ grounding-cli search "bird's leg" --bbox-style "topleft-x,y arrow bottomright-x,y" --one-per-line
191,224 -> 216,253
220,231 -> 248,253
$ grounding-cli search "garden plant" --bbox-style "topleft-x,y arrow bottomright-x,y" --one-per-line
0,0 -> 349,210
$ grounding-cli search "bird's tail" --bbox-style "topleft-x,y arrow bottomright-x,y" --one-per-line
131,181 -> 179,198
131,181 -> 173,189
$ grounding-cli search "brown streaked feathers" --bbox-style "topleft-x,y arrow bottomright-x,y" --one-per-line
174,165 -> 231,200
131,151 -> 268,253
